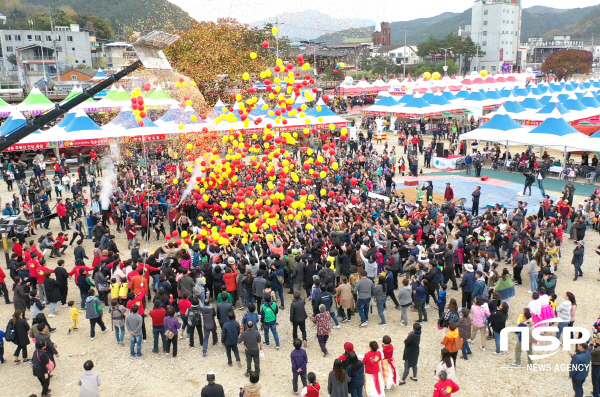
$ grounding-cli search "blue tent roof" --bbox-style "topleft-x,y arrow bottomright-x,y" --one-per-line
63,112 -> 101,132
485,90 -> 502,100
373,96 -> 399,107
421,92 -> 435,102
159,107 -> 185,123
502,101 -> 527,114
512,88 -> 529,97
520,97 -> 543,110
57,112 -> 76,128
398,94 -> 414,104
111,109 -> 158,129
530,87 -> 544,96
427,95 -> 451,106
0,114 -> 27,136
480,114 -> 523,131
538,96 -> 552,105
529,116 -> 580,136
557,93 -> 570,103
536,102 -> 570,115
306,104 -> 337,117
582,82 -> 592,89
454,90 -> 469,99
180,107 -> 206,125
581,96 -> 600,108
401,96 -> 431,109
463,91 -> 487,102
91,68 -> 107,80
498,88 -> 513,98
248,105 -> 271,118
562,98 -> 587,111
442,91 -> 458,101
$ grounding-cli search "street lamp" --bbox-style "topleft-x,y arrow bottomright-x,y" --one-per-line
301,40 -> 323,79
441,47 -> 453,68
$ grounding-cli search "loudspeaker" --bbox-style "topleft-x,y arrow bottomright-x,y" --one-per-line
436,142 -> 444,157
443,149 -> 449,158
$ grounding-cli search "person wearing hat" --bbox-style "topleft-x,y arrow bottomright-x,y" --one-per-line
459,263 -> 476,310
200,371 -> 225,397
572,240 -> 585,281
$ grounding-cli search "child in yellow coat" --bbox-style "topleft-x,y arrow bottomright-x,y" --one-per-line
69,300 -> 84,335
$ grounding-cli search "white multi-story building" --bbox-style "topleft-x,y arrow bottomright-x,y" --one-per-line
470,0 -> 522,73
373,45 -> 420,66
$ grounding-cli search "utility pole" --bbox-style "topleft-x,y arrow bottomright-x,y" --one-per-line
49,5 -> 61,83
400,27 -> 409,77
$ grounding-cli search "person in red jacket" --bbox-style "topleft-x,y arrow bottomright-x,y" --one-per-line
444,183 -> 454,202
56,198 -> 69,231
69,261 -> 94,278
125,219 -> 138,250
0,266 -> 10,303
138,262 -> 160,299
12,237 -> 23,260
222,265 -> 238,307
54,232 -> 69,256
433,370 -> 460,397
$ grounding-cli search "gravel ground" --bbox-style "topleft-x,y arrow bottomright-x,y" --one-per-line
0,149 -> 598,397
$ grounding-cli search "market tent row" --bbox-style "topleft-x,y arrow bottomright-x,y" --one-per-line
459,107 -> 600,152
2,104 -> 207,151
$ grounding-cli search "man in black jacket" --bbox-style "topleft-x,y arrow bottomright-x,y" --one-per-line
73,239 -> 88,265
289,292 -> 308,344
200,372 -> 225,397
221,311 -> 241,366
54,260 -> 70,307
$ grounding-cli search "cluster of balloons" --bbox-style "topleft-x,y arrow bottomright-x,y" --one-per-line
131,88 -> 147,127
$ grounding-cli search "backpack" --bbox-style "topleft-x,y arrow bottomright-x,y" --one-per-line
38,235 -> 45,245
452,337 -> 464,351
192,283 -> 202,299
187,307 -> 201,326
276,273 -> 285,285
5,320 -> 15,342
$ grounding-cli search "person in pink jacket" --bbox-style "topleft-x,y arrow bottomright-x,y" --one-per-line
470,297 -> 490,352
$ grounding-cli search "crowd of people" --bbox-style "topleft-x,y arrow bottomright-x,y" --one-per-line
0,120 -> 598,397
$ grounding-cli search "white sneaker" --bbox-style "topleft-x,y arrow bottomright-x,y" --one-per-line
425,304 -> 430,309
481,346 -> 486,352
179,334 -> 183,339
333,325 -> 341,329
491,351 -> 500,355
61,304 -> 68,308
527,291 -> 532,294
467,339 -> 473,343
48,313 -> 56,318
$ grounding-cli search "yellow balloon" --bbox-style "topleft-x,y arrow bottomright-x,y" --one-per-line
173,179 -> 179,184
243,72 -> 250,80
320,189 -> 326,196
332,162 -> 339,170
272,27 -> 278,35
306,224 -> 313,230
481,69 -> 488,77
250,52 -> 257,59
181,231 -> 188,238
423,72 -> 431,80
178,124 -> 184,130
432,72 -> 441,80
319,171 -> 327,178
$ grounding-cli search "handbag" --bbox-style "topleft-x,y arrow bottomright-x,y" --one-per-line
164,330 -> 175,340
98,282 -> 110,292
37,350 -> 54,373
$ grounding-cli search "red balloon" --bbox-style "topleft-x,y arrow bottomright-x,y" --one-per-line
297,55 -> 304,63
262,41 -> 269,48
172,230 -> 179,237
351,196 -> 358,205
323,95 -> 329,102
179,77 -> 185,83
350,177 -> 358,186
165,234 -> 172,240
143,83 -> 151,91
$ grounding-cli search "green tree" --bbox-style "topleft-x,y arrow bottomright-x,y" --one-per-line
72,14 -> 114,39
368,56 -> 394,76
435,59 -> 458,75
412,61 -> 435,75
416,35 -> 440,58
541,49 -> 592,80
96,58 -> 107,68
6,53 -> 16,66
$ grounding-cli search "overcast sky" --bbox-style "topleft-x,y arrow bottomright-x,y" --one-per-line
169,0 -> 600,26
